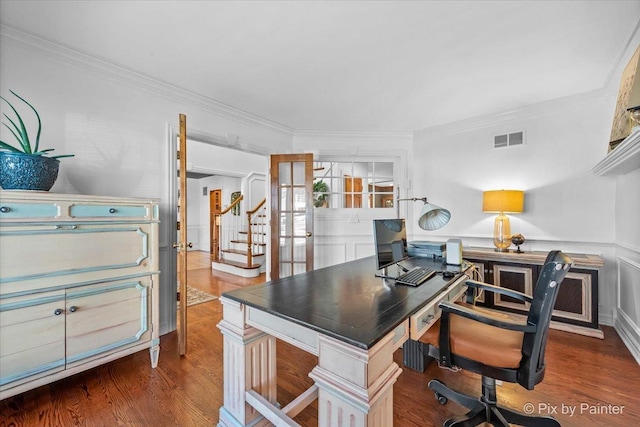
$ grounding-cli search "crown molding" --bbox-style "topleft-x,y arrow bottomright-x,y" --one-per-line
0,23 -> 294,136
294,129 -> 413,141
415,88 -> 610,137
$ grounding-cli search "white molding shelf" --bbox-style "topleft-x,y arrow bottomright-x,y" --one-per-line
593,129 -> 640,176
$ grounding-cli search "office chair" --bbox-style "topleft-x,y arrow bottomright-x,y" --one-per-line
419,250 -> 573,427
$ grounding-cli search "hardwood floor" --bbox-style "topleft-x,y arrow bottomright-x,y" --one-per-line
2,251 -> 638,426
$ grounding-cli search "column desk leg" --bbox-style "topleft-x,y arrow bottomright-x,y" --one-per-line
217,298 -> 277,427
309,332 -> 402,427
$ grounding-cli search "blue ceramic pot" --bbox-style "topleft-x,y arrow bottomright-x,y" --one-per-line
0,152 -> 60,191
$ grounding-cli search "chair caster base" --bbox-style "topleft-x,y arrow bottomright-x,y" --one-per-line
428,378 -> 561,427
435,391 -> 448,405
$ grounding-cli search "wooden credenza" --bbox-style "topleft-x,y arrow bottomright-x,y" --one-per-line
0,191 -> 160,400
463,247 -> 605,338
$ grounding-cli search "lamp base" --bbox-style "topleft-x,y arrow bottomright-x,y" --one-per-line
492,213 -> 512,252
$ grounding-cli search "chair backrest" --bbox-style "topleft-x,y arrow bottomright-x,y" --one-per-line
519,250 -> 573,389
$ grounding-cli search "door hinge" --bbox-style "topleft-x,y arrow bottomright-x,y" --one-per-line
176,221 -> 180,230
177,150 -> 181,160
176,291 -> 180,302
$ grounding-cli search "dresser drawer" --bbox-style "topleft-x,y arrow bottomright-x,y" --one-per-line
0,224 -> 153,294
0,202 -> 59,219
69,203 -> 149,219
409,275 -> 468,340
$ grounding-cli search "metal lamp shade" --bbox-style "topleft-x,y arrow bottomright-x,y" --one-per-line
418,203 -> 451,231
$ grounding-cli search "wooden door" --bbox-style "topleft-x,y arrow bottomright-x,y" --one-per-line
270,154 -> 314,280
176,114 -> 189,356
210,189 -> 222,260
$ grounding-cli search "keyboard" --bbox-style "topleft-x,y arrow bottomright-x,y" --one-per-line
395,266 -> 436,286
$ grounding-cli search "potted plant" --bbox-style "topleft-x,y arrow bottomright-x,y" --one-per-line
313,180 -> 329,207
0,90 -> 74,191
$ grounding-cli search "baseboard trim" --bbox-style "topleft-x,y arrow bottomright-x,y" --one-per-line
614,309 -> 640,365
599,312 -> 614,327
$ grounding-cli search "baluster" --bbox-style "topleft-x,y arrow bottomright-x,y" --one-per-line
247,207 -> 253,268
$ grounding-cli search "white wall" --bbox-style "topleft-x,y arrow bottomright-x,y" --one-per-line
0,27 -> 292,335
615,168 -> 640,363
413,91 -> 620,326
598,34 -> 640,363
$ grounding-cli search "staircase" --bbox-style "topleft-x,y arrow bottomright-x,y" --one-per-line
211,196 -> 267,278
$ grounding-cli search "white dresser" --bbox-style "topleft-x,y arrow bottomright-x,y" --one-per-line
0,191 -> 160,400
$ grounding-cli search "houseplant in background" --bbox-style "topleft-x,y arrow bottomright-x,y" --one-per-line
313,179 -> 329,207
0,90 -> 74,191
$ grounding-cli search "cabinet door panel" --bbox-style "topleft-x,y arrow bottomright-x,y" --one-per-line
493,264 -> 534,311
66,279 -> 150,363
553,270 -> 593,324
0,292 -> 65,386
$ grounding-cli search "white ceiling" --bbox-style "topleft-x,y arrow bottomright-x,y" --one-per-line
1,1 -> 639,132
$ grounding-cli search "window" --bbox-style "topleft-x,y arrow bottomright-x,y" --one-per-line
313,161 -> 394,209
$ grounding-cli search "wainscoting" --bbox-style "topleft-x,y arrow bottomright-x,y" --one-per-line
615,244 -> 640,363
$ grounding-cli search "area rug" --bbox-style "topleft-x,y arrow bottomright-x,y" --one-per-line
178,286 -> 218,308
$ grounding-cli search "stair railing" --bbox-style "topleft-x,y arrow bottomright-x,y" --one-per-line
213,194 -> 244,262
246,198 -> 266,267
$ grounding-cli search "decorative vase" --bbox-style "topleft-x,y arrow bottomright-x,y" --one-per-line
0,152 -> 60,191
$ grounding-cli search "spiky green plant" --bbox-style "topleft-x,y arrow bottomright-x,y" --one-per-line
0,90 -> 74,159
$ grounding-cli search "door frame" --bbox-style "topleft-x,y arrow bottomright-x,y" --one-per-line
164,127 -> 271,331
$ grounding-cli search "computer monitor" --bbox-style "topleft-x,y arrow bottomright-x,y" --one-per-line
373,219 -> 409,270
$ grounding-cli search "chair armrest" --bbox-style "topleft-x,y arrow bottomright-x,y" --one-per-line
465,279 -> 533,304
438,301 -> 536,333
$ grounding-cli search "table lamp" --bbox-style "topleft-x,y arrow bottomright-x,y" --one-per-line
397,197 -> 451,230
482,190 -> 524,252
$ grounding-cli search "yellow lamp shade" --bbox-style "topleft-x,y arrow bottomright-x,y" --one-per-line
482,190 -> 524,213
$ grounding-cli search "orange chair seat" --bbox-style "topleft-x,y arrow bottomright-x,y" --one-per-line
419,303 -> 525,369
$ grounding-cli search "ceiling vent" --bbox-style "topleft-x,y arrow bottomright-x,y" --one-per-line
494,131 -> 524,149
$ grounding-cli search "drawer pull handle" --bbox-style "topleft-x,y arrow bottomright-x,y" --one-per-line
69,306 -> 78,313
421,314 -> 435,325
54,308 -> 63,315
109,208 -> 117,214
0,206 -> 10,213
55,225 -> 77,230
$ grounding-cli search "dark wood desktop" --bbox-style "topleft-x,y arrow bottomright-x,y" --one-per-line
217,256 -> 469,427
